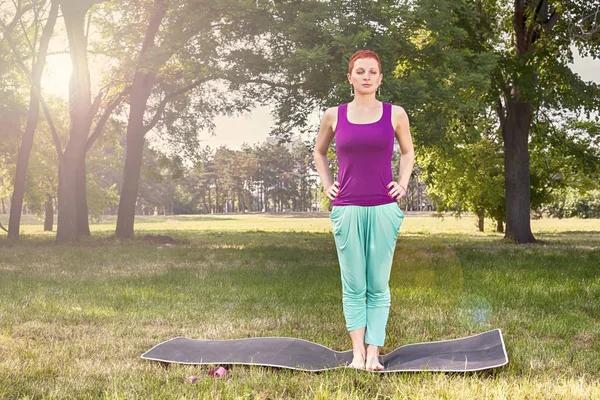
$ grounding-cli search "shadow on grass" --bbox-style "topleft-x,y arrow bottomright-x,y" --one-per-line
0,232 -> 191,248
539,230 -> 600,236
2,229 -> 599,251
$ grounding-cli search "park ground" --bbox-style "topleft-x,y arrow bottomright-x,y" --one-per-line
0,212 -> 599,399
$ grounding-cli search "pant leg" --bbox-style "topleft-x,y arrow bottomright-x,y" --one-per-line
330,205 -> 367,332
364,202 -> 404,346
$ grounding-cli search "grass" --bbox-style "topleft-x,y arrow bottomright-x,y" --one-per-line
0,212 -> 599,399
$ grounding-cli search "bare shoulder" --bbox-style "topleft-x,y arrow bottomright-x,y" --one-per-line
323,106 -> 338,120
322,106 -> 339,132
315,106 -> 339,154
391,104 -> 408,120
389,104 -> 409,131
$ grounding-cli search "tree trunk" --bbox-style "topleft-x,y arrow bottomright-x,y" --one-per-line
258,183 -> 262,211
56,1 -> 94,243
264,188 -> 268,212
496,219 -> 504,233
239,187 -> 245,212
76,159 -> 90,235
215,178 -> 219,213
44,194 -> 53,231
57,160 -> 78,241
116,131 -> 146,238
114,0 -> 168,238
7,1 -> 59,239
477,207 -> 485,232
502,101 -> 535,243
494,205 -> 504,233
208,187 -> 212,213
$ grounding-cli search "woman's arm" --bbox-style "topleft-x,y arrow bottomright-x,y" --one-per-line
392,105 -> 414,198
313,107 -> 338,199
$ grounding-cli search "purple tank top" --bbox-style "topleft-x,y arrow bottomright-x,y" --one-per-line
332,102 -> 397,207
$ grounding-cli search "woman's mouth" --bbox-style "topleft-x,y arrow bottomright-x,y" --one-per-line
362,84 -> 372,87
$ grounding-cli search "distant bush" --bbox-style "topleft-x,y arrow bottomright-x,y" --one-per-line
541,189 -> 600,219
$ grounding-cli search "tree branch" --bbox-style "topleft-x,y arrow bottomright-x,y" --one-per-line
0,0 -> 30,41
210,22 -> 231,30
545,11 -> 560,32
46,49 -> 115,57
85,3 -> 93,41
85,85 -> 131,152
86,85 -> 105,128
1,0 -> 64,163
40,96 -> 64,163
534,0 -> 548,20
137,0 -> 169,68
32,0 -> 42,67
16,0 -> 34,55
514,0 -> 526,54
142,76 -> 217,135
244,78 -> 301,90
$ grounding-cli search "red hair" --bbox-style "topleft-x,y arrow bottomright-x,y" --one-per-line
348,50 -> 382,74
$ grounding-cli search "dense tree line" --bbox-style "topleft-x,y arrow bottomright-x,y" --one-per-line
0,130 -> 433,220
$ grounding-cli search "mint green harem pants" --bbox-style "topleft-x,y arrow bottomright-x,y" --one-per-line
329,202 -> 404,346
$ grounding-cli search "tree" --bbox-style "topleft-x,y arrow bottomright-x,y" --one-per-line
421,115 -> 505,232
0,31 -> 26,223
1,0 -> 58,238
98,0 -> 270,237
52,0 -> 122,241
22,96 -> 65,231
290,140 -> 315,212
257,0 -> 600,242
252,141 -> 297,212
469,0 -> 599,242
235,146 -> 259,213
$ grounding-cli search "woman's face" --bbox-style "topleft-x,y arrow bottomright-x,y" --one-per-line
347,58 -> 382,96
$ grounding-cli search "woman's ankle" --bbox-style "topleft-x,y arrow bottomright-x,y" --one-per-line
353,346 -> 366,356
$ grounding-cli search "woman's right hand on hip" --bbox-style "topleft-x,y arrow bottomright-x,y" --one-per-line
326,181 -> 340,200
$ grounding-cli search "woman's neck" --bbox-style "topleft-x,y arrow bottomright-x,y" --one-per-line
349,94 -> 380,108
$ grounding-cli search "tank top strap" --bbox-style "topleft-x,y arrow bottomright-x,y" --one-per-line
382,102 -> 392,121
337,103 -> 349,125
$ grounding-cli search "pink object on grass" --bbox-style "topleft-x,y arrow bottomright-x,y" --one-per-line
208,366 -> 227,378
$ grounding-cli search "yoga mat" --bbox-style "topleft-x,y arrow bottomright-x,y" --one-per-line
141,328 -> 507,372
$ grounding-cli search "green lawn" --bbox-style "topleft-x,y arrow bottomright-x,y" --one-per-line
0,212 -> 599,399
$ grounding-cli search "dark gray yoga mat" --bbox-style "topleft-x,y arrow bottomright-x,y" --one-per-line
141,329 -> 508,372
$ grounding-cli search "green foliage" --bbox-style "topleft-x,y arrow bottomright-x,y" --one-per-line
420,117 -> 505,225
259,0 -> 413,138
94,0 -> 277,158
529,113 -> 600,210
253,141 -> 299,212
0,156 -> 13,202
542,188 -> 600,219
395,0 -> 600,229
87,180 -> 119,222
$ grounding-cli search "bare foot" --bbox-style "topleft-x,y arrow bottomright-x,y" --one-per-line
365,345 -> 384,371
349,350 -> 365,369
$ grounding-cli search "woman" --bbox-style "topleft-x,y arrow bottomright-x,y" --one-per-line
313,49 -> 414,371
